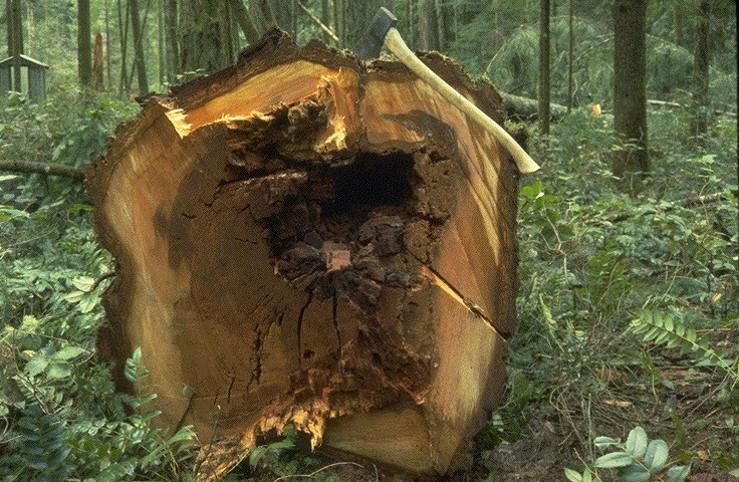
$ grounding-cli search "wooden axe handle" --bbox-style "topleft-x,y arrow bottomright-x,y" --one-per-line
384,28 -> 541,174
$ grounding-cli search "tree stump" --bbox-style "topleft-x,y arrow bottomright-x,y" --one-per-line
87,30 -> 520,479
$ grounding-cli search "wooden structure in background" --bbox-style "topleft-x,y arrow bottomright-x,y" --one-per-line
87,30 -> 520,479
0,54 -> 48,101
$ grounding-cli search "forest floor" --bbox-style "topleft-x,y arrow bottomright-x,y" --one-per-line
0,90 -> 736,481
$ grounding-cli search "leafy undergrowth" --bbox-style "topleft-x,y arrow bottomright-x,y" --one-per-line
1,90 -> 737,481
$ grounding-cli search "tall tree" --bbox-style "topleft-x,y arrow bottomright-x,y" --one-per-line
105,0 -> 112,89
92,31 -> 104,89
11,0 -> 23,91
129,0 -> 148,94
690,0 -> 710,144
165,0 -> 179,77
538,0 -> 551,136
179,0 -> 231,74
118,0 -> 130,95
321,0 -> 329,43
78,0 -> 92,86
613,0 -> 648,187
567,0 -> 574,112
419,0 -> 438,51
228,0 -> 260,44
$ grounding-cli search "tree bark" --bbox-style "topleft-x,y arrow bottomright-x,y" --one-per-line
179,0 -> 229,74
129,0 -> 149,94
613,0 -> 648,188
88,30 -> 517,481
78,0 -> 92,87
538,0 -> 550,136
11,0 -> 23,91
158,0 -> 164,84
6,0 -> 12,59
228,0 -> 260,44
105,0 -> 112,89
320,0 -> 329,43
567,0 -> 574,112
419,0 -> 438,51
93,31 -> 104,89
165,0 -> 179,77
118,0 -> 130,96
689,0 -> 710,144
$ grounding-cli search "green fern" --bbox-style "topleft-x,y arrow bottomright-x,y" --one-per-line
630,311 -> 736,376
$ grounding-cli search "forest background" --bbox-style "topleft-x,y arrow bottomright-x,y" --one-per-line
0,0 -> 737,481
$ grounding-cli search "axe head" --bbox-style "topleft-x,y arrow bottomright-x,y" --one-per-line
355,7 -> 398,60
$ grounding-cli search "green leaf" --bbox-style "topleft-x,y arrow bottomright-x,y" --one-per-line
621,465 -> 651,482
47,363 -> 72,379
594,451 -> 633,468
0,174 -> 18,182
666,465 -> 690,482
594,436 -> 620,448
582,468 -> 592,482
625,426 -> 648,458
72,276 -> 96,291
248,445 -> 268,467
564,468 -> 583,482
25,353 -> 50,376
644,439 -> 669,472
54,346 -> 85,360
64,290 -> 85,303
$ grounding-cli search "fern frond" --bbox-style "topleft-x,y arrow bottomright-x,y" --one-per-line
630,311 -> 736,376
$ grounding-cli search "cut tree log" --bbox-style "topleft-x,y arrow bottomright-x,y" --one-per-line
87,29 -> 520,479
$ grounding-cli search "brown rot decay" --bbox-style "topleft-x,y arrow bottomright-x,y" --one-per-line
224,139 -> 458,316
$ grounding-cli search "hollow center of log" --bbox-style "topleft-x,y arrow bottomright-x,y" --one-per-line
257,153 -> 418,314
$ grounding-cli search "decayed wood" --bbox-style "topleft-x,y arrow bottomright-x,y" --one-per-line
88,29 -> 518,479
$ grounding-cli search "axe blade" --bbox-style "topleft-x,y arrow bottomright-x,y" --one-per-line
355,7 -> 398,60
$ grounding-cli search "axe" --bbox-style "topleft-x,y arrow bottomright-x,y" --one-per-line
356,7 -> 540,174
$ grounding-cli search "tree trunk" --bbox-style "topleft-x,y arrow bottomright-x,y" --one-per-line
419,0 -> 438,51
6,0 -> 12,59
229,0 -> 260,44
129,0 -> 148,94
11,0 -> 22,92
87,30 -> 517,481
158,0 -> 164,84
180,0 -> 229,73
258,0 -> 278,29
333,0 -> 345,46
321,0 -> 329,43
93,31 -> 104,89
105,0 -> 112,89
165,0 -> 178,77
689,0 -> 710,144
26,0 -> 33,55
118,0 -> 129,96
567,0 -> 573,112
613,0 -> 648,188
78,0 -> 92,87
538,0 -> 550,136
434,0 -> 445,51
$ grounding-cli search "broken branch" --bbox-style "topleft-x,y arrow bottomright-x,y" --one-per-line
0,160 -> 85,180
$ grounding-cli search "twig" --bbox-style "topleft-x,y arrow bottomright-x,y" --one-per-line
271,462 -> 365,481
89,271 -> 116,291
0,160 -> 85,180
296,1 -> 339,43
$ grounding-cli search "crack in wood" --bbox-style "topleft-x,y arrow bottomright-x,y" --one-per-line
297,289 -> 313,368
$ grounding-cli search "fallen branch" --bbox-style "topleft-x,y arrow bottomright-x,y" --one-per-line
297,1 -> 339,43
607,192 -> 728,223
648,99 -> 737,117
0,160 -> 85,180
500,92 -> 567,121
